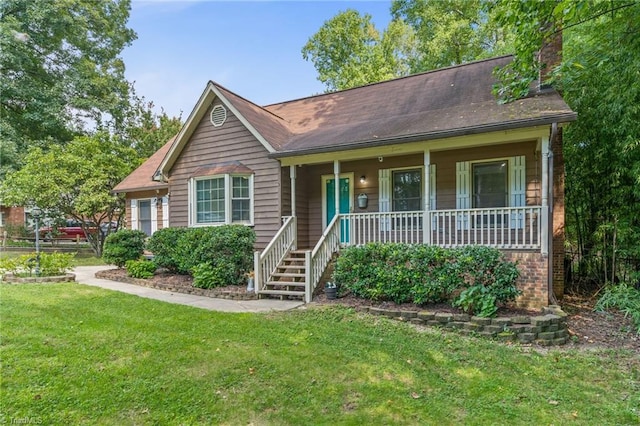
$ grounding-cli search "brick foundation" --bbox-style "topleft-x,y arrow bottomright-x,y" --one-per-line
503,251 -> 549,309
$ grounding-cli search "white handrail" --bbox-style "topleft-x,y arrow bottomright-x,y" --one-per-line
308,215 -> 341,302
255,216 -> 296,293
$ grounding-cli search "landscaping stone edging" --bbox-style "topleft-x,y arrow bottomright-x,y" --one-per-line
95,271 -> 258,300
354,304 -> 570,346
1,273 -> 76,283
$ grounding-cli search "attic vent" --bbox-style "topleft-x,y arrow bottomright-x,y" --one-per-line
210,105 -> 227,127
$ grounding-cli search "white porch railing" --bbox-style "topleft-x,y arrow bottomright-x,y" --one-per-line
254,216 -> 296,294
430,207 -> 541,249
341,206 -> 541,250
307,215 -> 342,302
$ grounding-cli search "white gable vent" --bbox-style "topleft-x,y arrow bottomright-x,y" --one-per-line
210,105 -> 227,127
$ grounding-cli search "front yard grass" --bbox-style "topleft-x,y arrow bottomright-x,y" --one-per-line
1,283 -> 638,425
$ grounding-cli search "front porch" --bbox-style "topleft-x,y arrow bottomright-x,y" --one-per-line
255,129 -> 556,305
254,205 -> 548,304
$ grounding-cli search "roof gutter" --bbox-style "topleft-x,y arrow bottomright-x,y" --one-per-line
269,113 -> 577,159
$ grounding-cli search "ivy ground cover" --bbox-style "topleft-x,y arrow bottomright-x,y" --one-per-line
1,284 -> 638,425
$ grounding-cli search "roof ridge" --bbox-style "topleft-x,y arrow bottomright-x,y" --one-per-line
264,54 -> 514,108
211,81 -> 288,122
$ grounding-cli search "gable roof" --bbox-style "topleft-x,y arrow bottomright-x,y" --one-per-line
264,55 -> 575,156
154,55 -> 575,178
112,136 -> 175,193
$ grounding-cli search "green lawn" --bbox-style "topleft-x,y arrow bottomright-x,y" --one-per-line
1,284 -> 638,425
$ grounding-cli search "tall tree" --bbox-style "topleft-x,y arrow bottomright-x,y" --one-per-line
0,0 -> 136,176
493,0 -> 640,284
391,0 -> 512,73
302,9 -> 416,91
120,92 -> 183,159
0,133 -> 139,256
303,1 -> 512,92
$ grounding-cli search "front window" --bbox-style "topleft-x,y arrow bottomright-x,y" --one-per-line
191,174 -> 253,226
472,161 -> 507,208
392,169 -> 422,211
196,177 -> 225,224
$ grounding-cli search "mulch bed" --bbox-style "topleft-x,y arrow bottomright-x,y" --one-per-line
97,268 -> 639,352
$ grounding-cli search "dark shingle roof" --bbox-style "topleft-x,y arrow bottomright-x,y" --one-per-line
112,137 -> 174,193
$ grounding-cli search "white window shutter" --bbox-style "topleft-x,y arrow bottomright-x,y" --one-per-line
130,199 -> 138,230
509,155 -> 526,229
429,164 -> 437,210
187,179 -> 193,227
151,197 -> 158,234
162,196 -> 169,228
455,161 -> 470,230
429,164 -> 437,228
378,169 -> 390,231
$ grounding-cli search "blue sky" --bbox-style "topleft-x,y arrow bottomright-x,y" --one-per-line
122,1 -> 393,119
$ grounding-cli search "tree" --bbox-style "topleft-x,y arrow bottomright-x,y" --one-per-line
391,0 -> 513,73
0,133 -> 139,256
0,0 -> 136,176
303,1 -> 513,92
120,93 -> 183,159
492,0 -> 640,285
302,9 -> 415,91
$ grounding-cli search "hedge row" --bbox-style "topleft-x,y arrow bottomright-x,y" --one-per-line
102,226 -> 255,289
333,243 -> 521,317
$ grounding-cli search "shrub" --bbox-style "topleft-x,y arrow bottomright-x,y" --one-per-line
191,262 -> 236,289
146,227 -> 188,272
595,282 -> 640,334
333,243 -> 520,316
125,259 -> 156,279
172,225 -> 255,285
0,252 -> 74,277
102,229 -> 147,267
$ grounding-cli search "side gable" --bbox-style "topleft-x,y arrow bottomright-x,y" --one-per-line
159,82 -> 292,177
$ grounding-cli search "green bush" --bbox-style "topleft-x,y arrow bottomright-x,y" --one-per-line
102,229 -> 147,267
191,262 -> 236,289
0,252 -> 74,277
595,282 -> 640,334
171,225 -> 255,285
125,259 -> 156,279
333,243 -> 521,316
146,227 -> 188,272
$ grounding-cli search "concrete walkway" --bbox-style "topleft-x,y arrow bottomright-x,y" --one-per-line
73,266 -> 304,313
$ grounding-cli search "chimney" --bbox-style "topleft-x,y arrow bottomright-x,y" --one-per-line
538,28 -> 562,90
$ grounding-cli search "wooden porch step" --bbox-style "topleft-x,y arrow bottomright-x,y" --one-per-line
265,281 -> 306,288
278,264 -> 305,270
272,272 -> 305,278
260,289 -> 305,296
281,258 -> 306,263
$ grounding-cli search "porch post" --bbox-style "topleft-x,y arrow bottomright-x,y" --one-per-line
290,165 -> 296,217
424,150 -> 431,244
541,136 -> 550,255
333,160 -> 340,216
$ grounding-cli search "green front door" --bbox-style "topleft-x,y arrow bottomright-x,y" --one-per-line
326,177 -> 350,243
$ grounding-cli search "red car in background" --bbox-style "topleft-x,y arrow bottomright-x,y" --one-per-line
40,219 -> 97,240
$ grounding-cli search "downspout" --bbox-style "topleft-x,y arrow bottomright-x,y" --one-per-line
548,123 -> 559,305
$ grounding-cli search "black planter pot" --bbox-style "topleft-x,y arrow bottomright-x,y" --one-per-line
325,286 -> 337,300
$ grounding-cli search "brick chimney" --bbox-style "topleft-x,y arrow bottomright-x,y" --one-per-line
538,29 -> 562,90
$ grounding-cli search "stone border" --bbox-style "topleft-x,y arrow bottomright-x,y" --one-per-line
95,271 -> 258,301
1,273 -> 76,284
355,305 -> 569,346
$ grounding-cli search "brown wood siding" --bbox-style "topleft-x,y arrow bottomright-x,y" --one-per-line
167,100 -> 281,249
300,142 -> 539,246
295,166 -> 310,248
